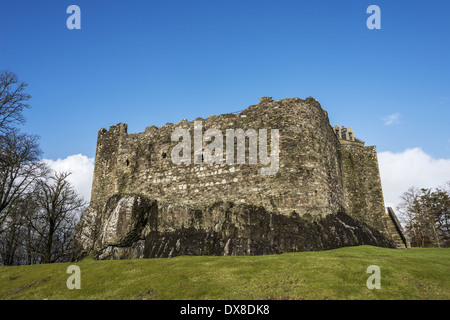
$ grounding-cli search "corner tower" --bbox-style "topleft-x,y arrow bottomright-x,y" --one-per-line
335,125 -> 408,248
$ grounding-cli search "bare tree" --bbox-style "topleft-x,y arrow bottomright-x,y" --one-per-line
397,187 -> 421,245
397,183 -> 450,247
0,70 -> 47,265
0,204 -> 23,265
0,71 -> 86,265
0,195 -> 39,265
0,70 -> 31,134
26,171 -> 85,263
0,131 -> 48,233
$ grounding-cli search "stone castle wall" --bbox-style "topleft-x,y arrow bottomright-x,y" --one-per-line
340,143 -> 386,231
73,96 -> 407,260
90,97 -> 346,219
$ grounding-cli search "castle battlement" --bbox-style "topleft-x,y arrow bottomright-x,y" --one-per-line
333,125 -> 365,146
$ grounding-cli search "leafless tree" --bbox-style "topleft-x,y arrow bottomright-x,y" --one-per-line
397,183 -> 450,247
26,171 -> 85,263
0,70 -> 31,134
0,131 -> 48,233
0,195 -> 39,265
0,71 -> 86,265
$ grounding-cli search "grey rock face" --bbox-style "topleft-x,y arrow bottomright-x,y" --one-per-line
72,206 -> 99,259
100,194 -> 157,247
72,193 -> 394,260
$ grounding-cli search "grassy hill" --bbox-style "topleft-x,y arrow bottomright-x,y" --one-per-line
0,245 -> 449,300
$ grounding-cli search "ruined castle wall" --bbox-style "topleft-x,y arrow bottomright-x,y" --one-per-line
73,97 -> 407,260
90,97 -> 345,218
340,144 -> 386,231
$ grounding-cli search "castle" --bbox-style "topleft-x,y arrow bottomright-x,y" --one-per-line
73,97 -> 408,260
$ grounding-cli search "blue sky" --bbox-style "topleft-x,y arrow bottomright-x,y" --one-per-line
1,1 -> 449,206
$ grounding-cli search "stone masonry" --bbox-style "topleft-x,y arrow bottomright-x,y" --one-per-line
73,97 -> 408,260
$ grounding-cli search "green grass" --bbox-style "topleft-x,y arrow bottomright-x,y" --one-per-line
0,245 -> 449,300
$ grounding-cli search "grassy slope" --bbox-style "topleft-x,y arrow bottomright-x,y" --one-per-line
0,245 -> 449,300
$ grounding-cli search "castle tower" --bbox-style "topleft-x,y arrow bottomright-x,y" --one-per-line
334,125 -> 409,248
73,98 -> 408,260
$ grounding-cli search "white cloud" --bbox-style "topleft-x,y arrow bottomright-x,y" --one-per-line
42,154 -> 95,203
378,148 -> 450,210
381,112 -> 401,125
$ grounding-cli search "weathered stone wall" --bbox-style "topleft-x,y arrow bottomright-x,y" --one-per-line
73,96 -> 407,260
385,207 -> 410,248
90,97 -> 345,219
340,143 -> 386,231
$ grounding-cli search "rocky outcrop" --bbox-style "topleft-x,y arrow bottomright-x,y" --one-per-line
72,193 -> 395,261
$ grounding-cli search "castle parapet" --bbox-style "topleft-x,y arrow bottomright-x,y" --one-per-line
333,125 -> 365,146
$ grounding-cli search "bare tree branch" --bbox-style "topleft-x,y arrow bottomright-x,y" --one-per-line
0,70 -> 31,134
0,131 -> 48,230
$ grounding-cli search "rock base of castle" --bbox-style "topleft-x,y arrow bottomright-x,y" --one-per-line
72,194 -> 395,261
